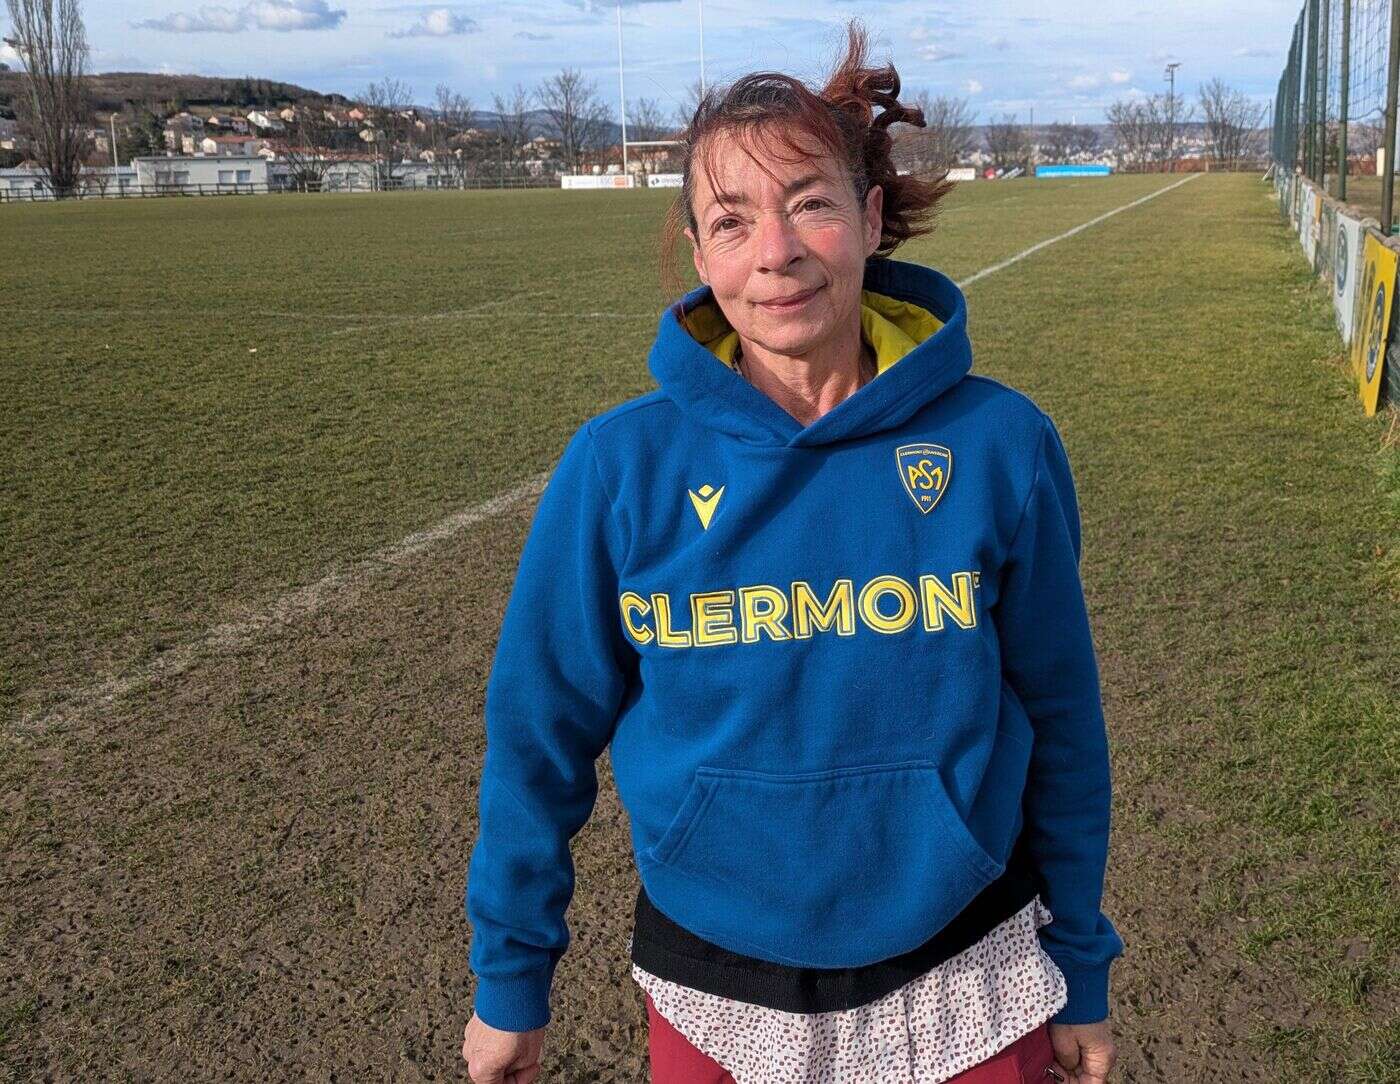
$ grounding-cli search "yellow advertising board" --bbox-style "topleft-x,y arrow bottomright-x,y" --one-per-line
1350,232 -> 1398,415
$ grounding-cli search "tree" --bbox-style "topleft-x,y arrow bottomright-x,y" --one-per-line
4,0 -> 91,197
490,83 -> 534,181
1197,77 -> 1265,170
895,90 -> 976,172
672,78 -> 705,134
279,104 -> 337,190
627,95 -> 678,173
1040,122 -> 1100,163
115,101 -> 164,163
360,76 -> 412,189
534,68 -> 612,175
1106,99 -> 1154,171
985,112 -> 1030,171
431,83 -> 473,187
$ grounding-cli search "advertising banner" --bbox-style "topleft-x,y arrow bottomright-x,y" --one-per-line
1350,231 -> 1398,414
1333,211 -> 1363,345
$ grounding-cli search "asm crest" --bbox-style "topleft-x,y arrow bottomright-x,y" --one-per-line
895,442 -> 952,515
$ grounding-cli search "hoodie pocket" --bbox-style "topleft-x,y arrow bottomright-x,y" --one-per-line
640,759 -> 1006,967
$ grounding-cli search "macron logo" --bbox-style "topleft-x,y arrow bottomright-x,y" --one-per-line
687,483 -> 725,530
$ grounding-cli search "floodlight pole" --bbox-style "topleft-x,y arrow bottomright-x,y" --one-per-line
617,0 -> 629,178
1165,62 -> 1181,173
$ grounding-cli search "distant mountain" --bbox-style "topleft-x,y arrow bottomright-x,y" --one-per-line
0,70 -> 348,116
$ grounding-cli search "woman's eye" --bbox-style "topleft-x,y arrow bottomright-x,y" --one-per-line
799,198 -> 828,212
715,218 -> 739,232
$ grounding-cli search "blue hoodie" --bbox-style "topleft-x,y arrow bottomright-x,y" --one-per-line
465,255 -> 1124,1034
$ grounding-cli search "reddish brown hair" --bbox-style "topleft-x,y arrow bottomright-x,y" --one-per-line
659,18 -> 954,302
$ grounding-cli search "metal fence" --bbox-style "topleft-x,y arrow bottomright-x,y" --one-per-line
1273,0 -> 1400,225
0,172 -> 572,204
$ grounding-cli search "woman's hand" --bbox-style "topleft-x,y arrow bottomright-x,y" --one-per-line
1048,1019 -> 1116,1083
461,1012 -> 546,1084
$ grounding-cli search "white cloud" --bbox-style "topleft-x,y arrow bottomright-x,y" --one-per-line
1233,46 -> 1272,58
133,0 -> 345,33
515,30 -> 551,41
1069,74 -> 1100,90
388,7 -> 477,37
249,0 -> 345,30
0,39 -> 24,65
134,5 -> 245,32
917,45 -> 963,62
964,79 -> 983,95
987,34 -> 1009,51
1109,69 -> 1131,84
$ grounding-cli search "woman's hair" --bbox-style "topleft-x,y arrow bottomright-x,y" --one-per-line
659,17 -> 955,301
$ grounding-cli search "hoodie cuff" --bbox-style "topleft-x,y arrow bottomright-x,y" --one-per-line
471,966 -> 554,1033
1049,956 -> 1112,1025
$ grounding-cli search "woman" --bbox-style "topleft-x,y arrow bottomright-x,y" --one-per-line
462,20 -> 1122,1084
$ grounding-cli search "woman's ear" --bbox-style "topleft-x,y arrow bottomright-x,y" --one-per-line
863,184 -> 884,256
685,226 -> 709,286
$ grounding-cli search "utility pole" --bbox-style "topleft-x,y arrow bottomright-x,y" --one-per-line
1165,61 -> 1182,173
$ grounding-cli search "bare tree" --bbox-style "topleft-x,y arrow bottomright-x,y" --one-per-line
277,104 -> 337,190
490,83 -> 534,181
1040,122 -> 1100,163
672,78 -> 705,134
1106,99 -> 1154,171
1139,91 -> 1194,168
984,112 -> 1030,172
1197,77 -> 1265,170
628,95 -> 678,173
534,68 -> 612,174
895,90 -> 976,172
361,77 -> 412,189
431,83 -> 473,187
4,0 -> 91,197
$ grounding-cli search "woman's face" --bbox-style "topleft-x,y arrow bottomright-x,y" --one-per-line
684,125 -> 884,361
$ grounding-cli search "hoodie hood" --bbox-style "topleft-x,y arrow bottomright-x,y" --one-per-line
647,255 -> 973,448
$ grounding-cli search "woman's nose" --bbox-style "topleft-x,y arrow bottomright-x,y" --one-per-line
754,212 -> 805,272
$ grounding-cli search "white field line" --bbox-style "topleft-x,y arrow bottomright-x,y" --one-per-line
15,174 -> 1199,737
956,173 -> 1200,289
14,474 -> 549,737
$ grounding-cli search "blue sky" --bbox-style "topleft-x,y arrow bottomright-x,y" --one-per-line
14,0 -> 1300,123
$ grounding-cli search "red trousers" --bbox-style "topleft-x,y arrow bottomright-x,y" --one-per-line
645,991 -> 1064,1083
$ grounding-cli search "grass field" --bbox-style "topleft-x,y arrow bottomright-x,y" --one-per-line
3,173 -> 1398,1080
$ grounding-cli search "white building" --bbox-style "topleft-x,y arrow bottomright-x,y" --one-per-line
0,164 -> 138,200
133,154 -> 269,191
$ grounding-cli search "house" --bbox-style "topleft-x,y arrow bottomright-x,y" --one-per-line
278,106 -> 298,123
346,106 -> 366,122
247,110 -> 285,133
199,134 -> 257,156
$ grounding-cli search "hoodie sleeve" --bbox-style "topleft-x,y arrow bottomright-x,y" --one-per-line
994,413 -> 1124,1025
465,421 -> 634,1033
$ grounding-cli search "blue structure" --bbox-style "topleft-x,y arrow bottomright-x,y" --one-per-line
1035,164 -> 1113,178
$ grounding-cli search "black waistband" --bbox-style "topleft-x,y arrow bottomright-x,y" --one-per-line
630,837 -> 1039,1014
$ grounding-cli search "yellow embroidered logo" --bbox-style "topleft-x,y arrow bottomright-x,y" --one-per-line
687,483 -> 725,529
895,443 -> 952,515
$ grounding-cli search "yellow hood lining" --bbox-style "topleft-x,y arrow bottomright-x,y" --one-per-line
686,289 -> 944,376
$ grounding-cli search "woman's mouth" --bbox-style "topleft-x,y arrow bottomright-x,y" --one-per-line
757,285 -> 823,311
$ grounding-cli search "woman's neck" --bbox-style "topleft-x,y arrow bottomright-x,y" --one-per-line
734,320 -> 875,427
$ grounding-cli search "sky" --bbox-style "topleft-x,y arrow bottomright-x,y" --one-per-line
5,0 -> 1302,125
